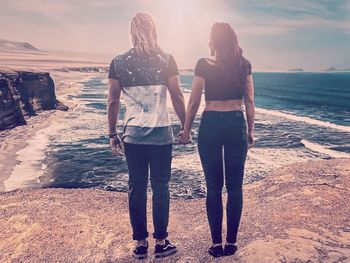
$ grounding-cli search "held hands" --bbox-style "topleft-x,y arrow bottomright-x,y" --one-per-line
177,130 -> 192,144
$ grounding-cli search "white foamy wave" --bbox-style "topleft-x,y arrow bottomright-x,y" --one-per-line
181,87 -> 192,93
301,139 -> 350,158
4,117 -> 67,191
255,120 -> 274,125
256,108 -> 350,133
79,98 -> 107,102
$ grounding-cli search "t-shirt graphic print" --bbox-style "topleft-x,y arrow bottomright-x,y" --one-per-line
108,48 -> 179,145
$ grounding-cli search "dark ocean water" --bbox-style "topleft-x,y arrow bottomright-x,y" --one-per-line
252,72 -> 350,126
40,72 -> 350,198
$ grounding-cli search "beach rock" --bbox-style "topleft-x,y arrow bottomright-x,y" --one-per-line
0,158 -> 349,262
0,74 -> 26,130
0,68 -> 56,130
58,66 -> 109,73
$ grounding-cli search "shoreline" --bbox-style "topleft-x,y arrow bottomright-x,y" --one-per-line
0,112 -> 55,191
0,70 -> 104,191
1,158 -> 349,262
1,59 -> 349,193
1,71 -> 349,193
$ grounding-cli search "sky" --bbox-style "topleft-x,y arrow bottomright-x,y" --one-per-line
0,0 -> 349,70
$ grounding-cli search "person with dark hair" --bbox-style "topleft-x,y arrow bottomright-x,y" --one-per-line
179,22 -> 255,257
107,13 -> 185,259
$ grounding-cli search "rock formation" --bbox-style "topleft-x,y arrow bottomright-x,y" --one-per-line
57,66 -> 109,73
0,68 -> 65,130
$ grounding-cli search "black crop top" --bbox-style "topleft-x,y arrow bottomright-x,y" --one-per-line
194,58 -> 252,101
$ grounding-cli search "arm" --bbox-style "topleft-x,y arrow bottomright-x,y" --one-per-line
243,74 -> 255,147
182,76 -> 204,139
167,75 -> 186,128
107,78 -> 122,155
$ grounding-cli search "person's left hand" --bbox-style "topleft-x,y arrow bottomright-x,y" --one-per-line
110,136 -> 124,156
177,130 -> 192,144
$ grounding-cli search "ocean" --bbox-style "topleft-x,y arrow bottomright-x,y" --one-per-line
4,72 -> 350,198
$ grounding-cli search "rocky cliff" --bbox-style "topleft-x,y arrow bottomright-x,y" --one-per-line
0,68 -> 58,130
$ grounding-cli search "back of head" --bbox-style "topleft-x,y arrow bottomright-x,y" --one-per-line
210,22 -> 247,87
130,13 -> 161,55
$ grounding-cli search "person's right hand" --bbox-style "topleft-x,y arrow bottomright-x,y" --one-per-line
177,130 -> 192,144
247,131 -> 254,149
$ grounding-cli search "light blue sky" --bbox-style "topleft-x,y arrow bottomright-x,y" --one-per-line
0,0 -> 349,70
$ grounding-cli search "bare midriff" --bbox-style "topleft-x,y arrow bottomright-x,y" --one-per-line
204,99 -> 243,112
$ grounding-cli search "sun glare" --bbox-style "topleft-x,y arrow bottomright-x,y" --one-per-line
148,0 -> 215,67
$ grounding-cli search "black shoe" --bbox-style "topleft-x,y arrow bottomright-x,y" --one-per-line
133,242 -> 148,260
208,245 -> 223,258
154,239 -> 177,258
224,244 -> 237,256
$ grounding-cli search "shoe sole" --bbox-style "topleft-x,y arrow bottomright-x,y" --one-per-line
154,248 -> 177,258
133,253 -> 147,260
224,246 -> 238,256
209,251 -> 223,258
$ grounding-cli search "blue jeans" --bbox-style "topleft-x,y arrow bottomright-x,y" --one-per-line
198,111 -> 248,244
124,143 -> 172,240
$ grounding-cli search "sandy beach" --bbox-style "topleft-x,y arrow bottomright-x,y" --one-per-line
0,158 -> 349,262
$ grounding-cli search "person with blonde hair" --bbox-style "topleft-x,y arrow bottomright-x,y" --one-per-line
107,13 -> 185,259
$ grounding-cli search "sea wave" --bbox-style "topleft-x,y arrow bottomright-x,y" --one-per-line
256,108 -> 350,133
300,139 -> 350,158
4,117 -> 67,191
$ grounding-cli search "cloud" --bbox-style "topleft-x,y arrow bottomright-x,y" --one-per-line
225,0 -> 350,35
0,0 -> 349,69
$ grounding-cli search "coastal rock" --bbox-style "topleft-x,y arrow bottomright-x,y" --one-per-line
0,74 -> 26,130
58,66 -> 109,73
0,68 -> 57,130
0,159 -> 349,262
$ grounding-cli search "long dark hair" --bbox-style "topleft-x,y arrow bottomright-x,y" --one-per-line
210,22 -> 248,88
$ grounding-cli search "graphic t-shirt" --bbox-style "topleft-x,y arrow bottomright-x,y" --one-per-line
108,48 -> 179,145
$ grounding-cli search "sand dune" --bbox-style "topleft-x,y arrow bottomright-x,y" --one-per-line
0,39 -> 109,71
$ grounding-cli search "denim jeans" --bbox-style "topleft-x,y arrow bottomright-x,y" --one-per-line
124,143 -> 172,240
198,111 -> 248,244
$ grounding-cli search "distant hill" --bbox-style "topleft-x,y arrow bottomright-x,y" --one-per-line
0,39 -> 39,52
289,68 -> 304,72
325,66 -> 339,72
324,66 -> 350,72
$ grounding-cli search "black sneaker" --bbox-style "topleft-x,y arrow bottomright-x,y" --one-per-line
208,245 -> 223,258
133,242 -> 148,260
224,244 -> 237,256
154,239 -> 177,258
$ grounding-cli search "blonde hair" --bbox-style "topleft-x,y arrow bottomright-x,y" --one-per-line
130,13 -> 161,54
